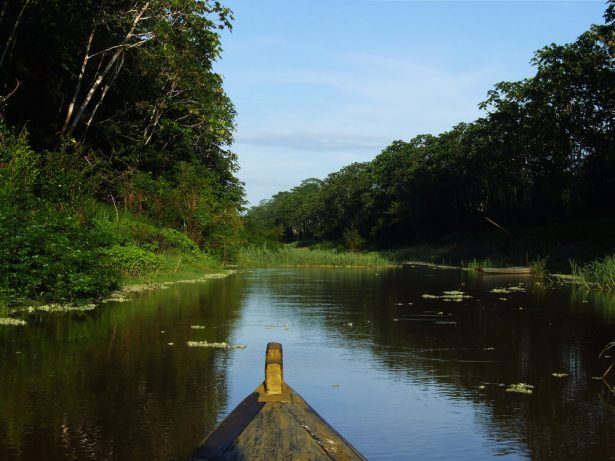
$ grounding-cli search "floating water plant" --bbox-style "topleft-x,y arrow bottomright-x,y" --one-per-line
551,373 -> 568,378
187,341 -> 247,349
0,318 -> 26,326
422,291 -> 472,302
442,290 -> 471,302
505,383 -> 534,394
489,286 -> 526,294
25,303 -> 96,313
101,293 -> 131,303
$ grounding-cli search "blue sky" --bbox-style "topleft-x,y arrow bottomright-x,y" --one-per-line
215,0 -> 607,205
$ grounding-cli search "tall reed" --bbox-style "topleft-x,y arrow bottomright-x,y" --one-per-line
237,245 -> 394,268
570,255 -> 615,289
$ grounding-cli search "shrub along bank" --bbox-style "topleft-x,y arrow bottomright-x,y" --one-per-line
0,124 -> 234,309
0,1 -> 243,309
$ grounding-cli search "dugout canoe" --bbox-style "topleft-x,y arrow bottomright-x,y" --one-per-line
477,266 -> 532,275
190,342 -> 367,461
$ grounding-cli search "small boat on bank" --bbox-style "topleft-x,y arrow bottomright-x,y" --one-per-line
191,342 -> 367,461
476,267 -> 532,275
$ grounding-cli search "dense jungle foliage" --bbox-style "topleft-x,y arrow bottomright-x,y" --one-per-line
0,0 -> 243,305
247,2 -> 615,269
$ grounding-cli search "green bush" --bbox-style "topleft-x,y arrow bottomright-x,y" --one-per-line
102,244 -> 166,277
159,228 -> 199,253
0,193 -> 118,303
0,126 -> 118,303
237,245 -> 394,267
570,256 -> 615,289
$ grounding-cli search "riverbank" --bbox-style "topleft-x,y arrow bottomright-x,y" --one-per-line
237,245 -> 396,268
236,236 -> 614,289
1,266 -> 235,320
373,226 -> 615,289
0,247 -> 233,319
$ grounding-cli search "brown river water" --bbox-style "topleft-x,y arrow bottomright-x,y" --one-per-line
1,266 -> 614,460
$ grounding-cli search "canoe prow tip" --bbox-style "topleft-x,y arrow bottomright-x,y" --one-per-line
191,341 -> 368,460
265,342 -> 283,395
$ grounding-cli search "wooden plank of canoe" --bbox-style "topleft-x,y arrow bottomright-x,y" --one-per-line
192,384 -> 366,461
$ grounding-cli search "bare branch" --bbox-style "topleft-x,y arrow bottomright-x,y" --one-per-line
0,79 -> 21,104
83,53 -> 125,137
88,34 -> 154,59
0,0 -> 31,69
66,1 -> 151,137
0,1 -> 9,26
61,26 -> 96,136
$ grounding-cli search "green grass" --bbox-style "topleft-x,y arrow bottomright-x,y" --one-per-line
120,251 -> 223,285
467,257 -> 500,270
377,237 -> 519,268
570,255 -> 615,290
237,245 -> 395,268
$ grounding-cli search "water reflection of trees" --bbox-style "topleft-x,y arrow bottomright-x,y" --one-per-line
254,267 -> 615,460
0,276 -> 247,461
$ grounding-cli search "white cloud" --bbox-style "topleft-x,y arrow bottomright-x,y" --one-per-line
226,51 -> 507,204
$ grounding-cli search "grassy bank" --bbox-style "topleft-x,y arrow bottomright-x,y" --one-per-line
569,256 -> 615,290
378,235 -> 614,289
120,251 -> 223,286
0,200 -> 227,313
237,245 -> 395,268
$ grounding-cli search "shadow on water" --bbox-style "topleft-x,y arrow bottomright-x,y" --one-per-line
1,268 -> 614,460
0,276 -> 248,461
236,267 -> 615,460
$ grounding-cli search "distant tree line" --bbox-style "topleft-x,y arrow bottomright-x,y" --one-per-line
247,2 -> 615,251
0,1 -> 243,302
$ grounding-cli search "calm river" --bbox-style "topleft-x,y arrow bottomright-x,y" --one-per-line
1,266 -> 614,460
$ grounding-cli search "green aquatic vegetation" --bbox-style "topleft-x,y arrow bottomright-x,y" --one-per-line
442,290 -> 472,302
422,291 -> 472,302
570,256 -> 615,289
24,303 -> 96,313
237,245 -> 394,267
101,292 -> 131,303
489,286 -> 526,294
506,383 -> 534,394
529,258 -> 547,275
551,373 -> 568,378
0,317 -> 26,326
467,258 -> 508,270
190,325 -> 206,329
186,341 -> 247,349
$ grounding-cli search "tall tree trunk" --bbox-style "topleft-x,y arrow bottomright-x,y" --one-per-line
65,1 -> 150,138
83,52 -> 124,138
61,26 -> 95,137
0,0 -> 31,69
